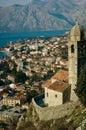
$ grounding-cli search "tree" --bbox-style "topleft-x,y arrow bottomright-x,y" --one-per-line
0,71 -> 7,79
26,90 -> 38,102
1,105 -> 7,110
75,66 -> 86,105
0,80 -> 4,86
32,73 -> 42,82
15,71 -> 27,83
11,62 -> 17,75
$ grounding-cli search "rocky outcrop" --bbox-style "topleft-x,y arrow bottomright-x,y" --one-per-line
32,99 -> 80,121
16,100 -> 86,130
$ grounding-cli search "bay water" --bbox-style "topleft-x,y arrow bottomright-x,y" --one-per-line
0,30 -> 66,59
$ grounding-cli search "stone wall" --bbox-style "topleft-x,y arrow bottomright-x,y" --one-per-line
32,99 -> 80,121
45,88 -> 63,107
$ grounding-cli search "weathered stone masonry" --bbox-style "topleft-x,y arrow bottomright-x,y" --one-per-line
32,99 -> 80,121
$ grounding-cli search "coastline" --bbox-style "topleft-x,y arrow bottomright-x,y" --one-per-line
0,30 -> 66,48
0,50 -> 10,59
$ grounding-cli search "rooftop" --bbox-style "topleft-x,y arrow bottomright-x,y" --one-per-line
48,80 -> 70,92
70,22 -> 85,36
44,80 -> 70,92
51,69 -> 68,81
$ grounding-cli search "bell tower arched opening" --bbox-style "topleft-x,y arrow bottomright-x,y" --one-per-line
71,45 -> 74,53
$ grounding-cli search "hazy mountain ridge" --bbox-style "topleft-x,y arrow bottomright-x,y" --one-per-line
0,0 -> 86,32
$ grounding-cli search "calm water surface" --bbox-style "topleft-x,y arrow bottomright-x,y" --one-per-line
0,30 -> 67,59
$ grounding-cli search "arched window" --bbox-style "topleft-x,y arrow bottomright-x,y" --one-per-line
71,45 -> 74,53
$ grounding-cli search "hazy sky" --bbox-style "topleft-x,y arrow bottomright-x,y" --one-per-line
0,0 -> 31,7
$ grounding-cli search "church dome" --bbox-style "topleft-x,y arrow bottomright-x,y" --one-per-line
70,22 -> 85,36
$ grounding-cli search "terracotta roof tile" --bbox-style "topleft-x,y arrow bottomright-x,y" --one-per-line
43,80 -> 51,88
43,69 -> 70,92
47,81 -> 70,92
51,69 -> 68,81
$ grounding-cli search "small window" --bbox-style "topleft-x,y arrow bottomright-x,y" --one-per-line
55,94 -> 57,98
71,45 -> 74,53
47,93 -> 48,97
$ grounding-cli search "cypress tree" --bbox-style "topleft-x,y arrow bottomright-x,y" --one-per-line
75,66 -> 86,105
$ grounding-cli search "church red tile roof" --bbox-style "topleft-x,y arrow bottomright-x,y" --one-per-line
48,81 -> 70,92
51,69 -> 68,81
43,80 -> 51,88
44,69 -> 70,92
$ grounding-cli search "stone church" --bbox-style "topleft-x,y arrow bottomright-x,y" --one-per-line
68,22 -> 86,101
44,22 -> 86,107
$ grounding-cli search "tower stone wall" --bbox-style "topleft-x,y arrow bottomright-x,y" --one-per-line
68,22 -> 86,101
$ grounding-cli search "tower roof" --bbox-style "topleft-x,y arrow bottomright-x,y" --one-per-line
70,22 -> 85,36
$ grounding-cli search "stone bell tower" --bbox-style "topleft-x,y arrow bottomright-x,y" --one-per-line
68,22 -> 86,101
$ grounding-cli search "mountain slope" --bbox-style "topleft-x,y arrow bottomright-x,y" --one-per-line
0,0 -> 86,32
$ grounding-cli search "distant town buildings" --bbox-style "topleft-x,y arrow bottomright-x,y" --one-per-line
0,33 -> 69,122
